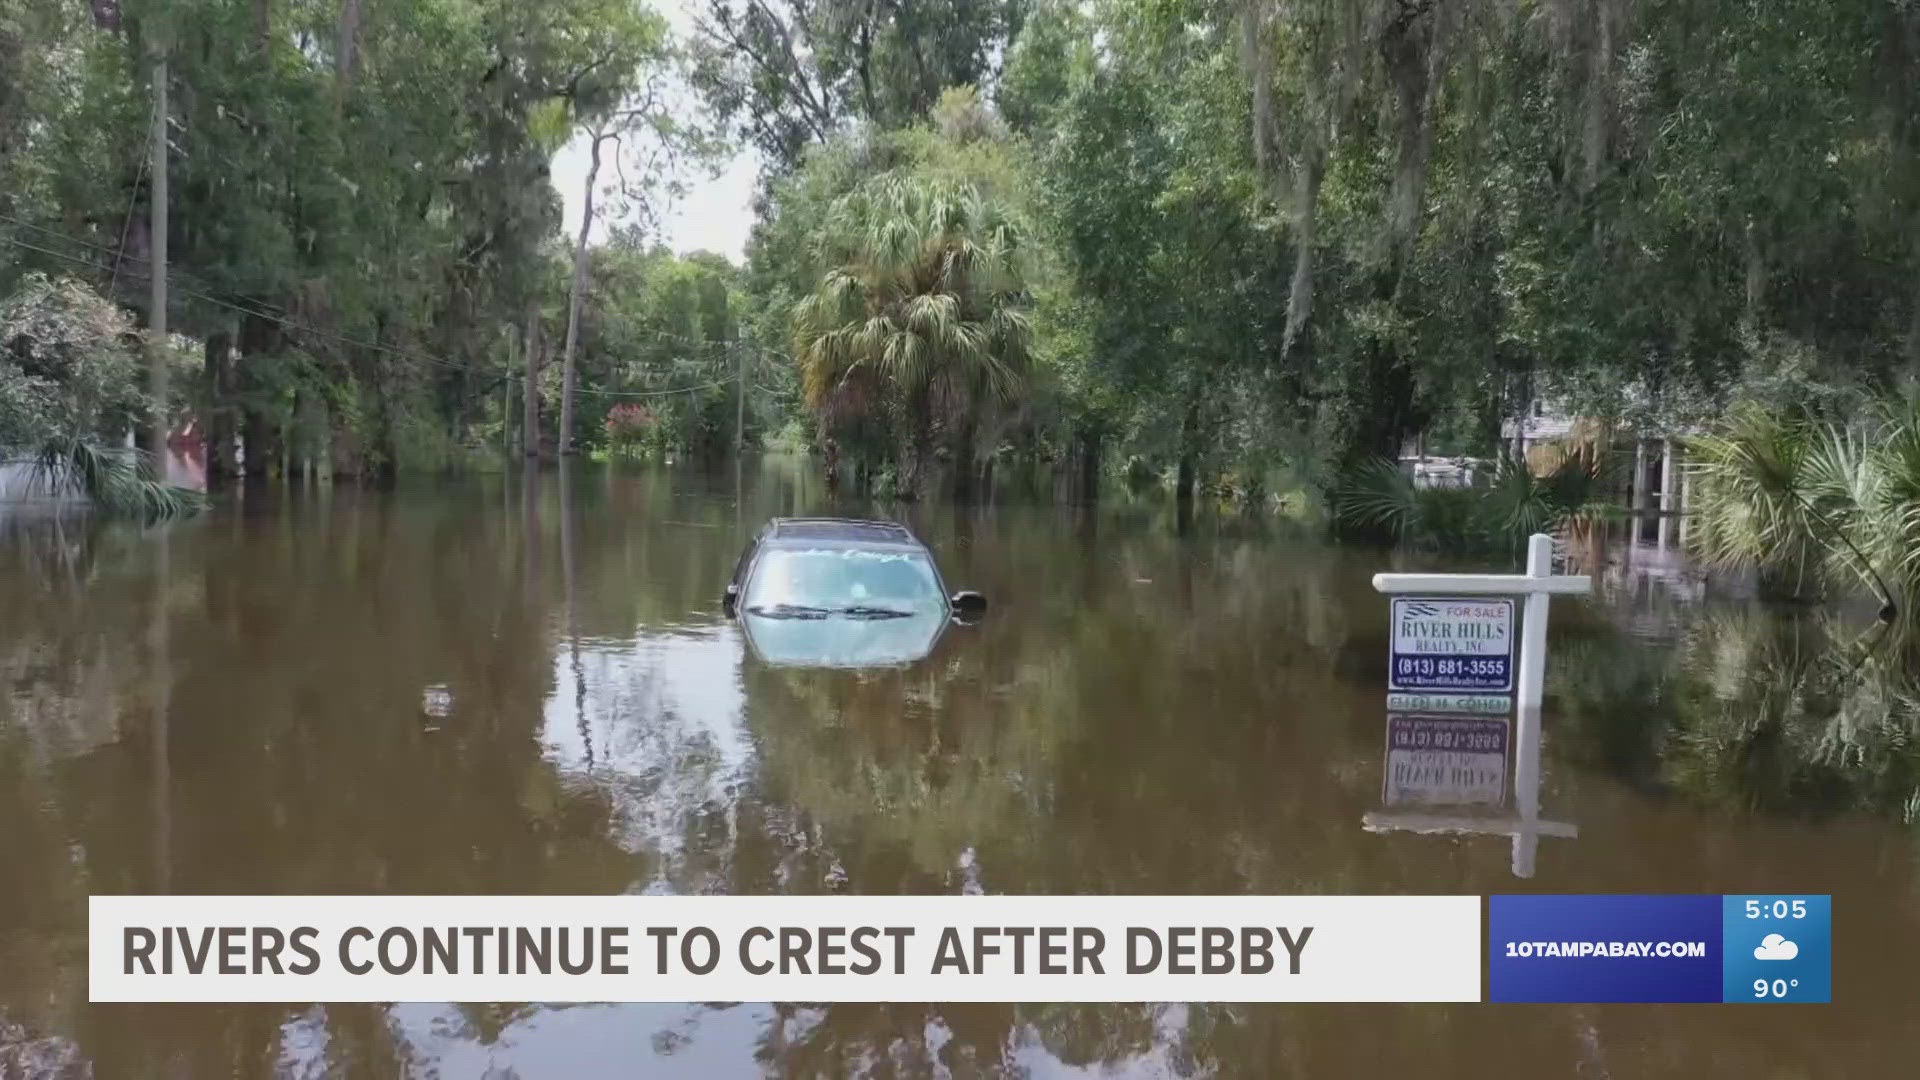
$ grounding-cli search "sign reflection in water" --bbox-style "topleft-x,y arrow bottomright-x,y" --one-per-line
1379,714 -> 1509,807
1364,707 -> 1577,879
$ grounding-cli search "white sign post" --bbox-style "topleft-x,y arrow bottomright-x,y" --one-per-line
1371,533 -> 1591,712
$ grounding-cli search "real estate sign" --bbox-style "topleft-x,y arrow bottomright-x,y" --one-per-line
1388,597 -> 1515,693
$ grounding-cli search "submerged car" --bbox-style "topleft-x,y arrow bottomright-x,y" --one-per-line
723,518 -> 987,668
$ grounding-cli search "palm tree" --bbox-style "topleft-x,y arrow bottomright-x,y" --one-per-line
791,173 -> 1032,498
1686,403 -> 1885,603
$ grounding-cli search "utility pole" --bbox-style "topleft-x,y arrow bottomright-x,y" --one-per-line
148,38 -> 173,893
148,49 -> 169,460
503,327 -> 514,460
559,125 -> 605,456
522,310 -> 540,458
734,339 -> 747,453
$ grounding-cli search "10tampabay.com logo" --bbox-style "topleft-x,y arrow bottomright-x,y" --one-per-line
1489,894 -> 1831,1003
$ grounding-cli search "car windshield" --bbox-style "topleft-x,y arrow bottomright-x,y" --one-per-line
743,547 -> 944,615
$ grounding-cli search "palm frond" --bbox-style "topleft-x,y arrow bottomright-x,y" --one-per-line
1685,404 -> 1821,586
1482,454 -> 1557,536
1333,457 -> 1419,539
1868,399 -> 1920,595
28,437 -> 203,519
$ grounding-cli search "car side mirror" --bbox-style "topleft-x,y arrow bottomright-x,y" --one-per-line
723,583 -> 739,618
950,591 -> 987,618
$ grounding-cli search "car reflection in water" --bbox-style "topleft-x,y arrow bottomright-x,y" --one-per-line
725,517 -> 985,669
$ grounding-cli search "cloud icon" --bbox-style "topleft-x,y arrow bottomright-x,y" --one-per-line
1754,934 -> 1799,961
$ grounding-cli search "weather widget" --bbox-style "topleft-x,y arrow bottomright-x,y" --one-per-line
1721,895 -> 1831,1003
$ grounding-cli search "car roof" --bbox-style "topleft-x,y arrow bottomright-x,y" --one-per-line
764,517 -> 923,546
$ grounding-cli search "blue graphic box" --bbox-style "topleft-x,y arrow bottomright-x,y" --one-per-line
1490,894 -> 1722,1002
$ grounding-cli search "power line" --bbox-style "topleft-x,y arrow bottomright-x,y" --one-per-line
3,211 -> 787,361
4,232 -> 476,373
591,377 -> 735,398
109,93 -> 159,296
2,232 -> 753,400
4,212 -> 299,326
1,212 -> 785,360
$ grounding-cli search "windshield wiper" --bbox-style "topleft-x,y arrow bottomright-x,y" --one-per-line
836,605 -> 915,619
745,602 -> 916,619
744,602 -> 831,619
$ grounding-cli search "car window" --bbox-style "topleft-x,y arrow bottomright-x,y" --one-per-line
744,548 -> 944,612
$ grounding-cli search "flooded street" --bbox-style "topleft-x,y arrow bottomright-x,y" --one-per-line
2,460 -> 1916,1077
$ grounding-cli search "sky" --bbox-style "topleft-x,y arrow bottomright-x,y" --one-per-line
550,0 -> 762,264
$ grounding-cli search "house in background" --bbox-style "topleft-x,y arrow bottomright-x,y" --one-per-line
1398,455 -> 1488,489
1506,399 -> 1715,618
1502,399 -> 1698,521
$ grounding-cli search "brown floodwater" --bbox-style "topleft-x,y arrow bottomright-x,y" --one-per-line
1,459 -> 1916,1077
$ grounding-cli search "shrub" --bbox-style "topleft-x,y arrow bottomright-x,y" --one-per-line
0,272 -> 147,447
604,402 -> 659,457
1332,453 -> 1605,550
1,274 -> 200,517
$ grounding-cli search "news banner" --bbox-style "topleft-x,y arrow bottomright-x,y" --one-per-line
88,893 -> 1830,1003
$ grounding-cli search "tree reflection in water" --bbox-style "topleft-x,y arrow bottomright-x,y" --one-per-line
1557,598 -> 1920,821
0,470 -> 1916,1076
